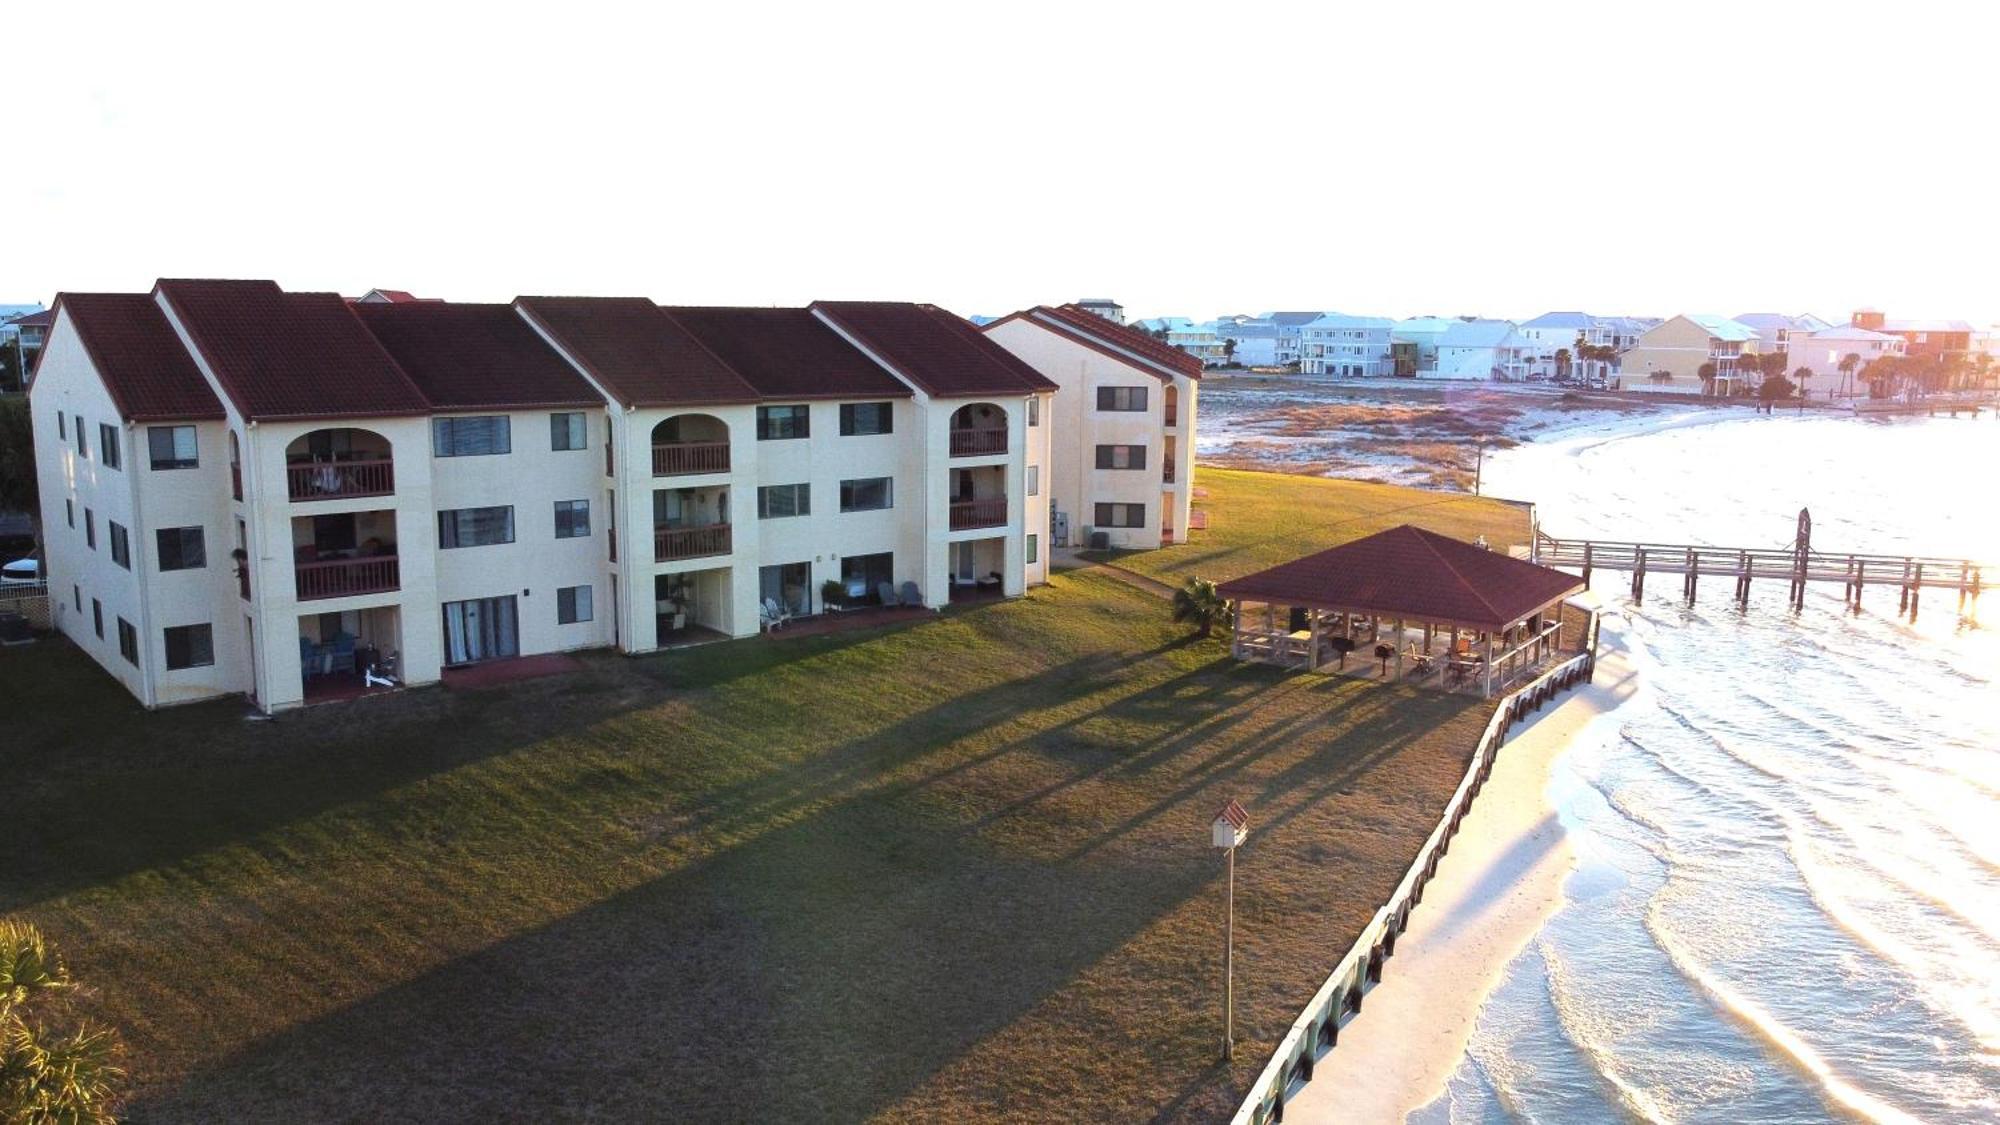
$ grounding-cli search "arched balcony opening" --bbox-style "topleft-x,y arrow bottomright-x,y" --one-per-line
948,402 -> 1007,457
1163,384 -> 1179,427
285,428 -> 394,501
652,414 -> 730,476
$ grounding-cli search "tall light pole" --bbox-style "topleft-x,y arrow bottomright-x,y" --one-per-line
1473,434 -> 1488,496
1212,799 -> 1249,1060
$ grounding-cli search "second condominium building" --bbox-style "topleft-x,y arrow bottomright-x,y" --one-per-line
31,280 -> 1058,712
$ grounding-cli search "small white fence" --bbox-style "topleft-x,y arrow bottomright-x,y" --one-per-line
1230,612 -> 1600,1124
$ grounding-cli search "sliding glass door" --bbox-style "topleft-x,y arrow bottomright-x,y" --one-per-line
442,595 -> 519,665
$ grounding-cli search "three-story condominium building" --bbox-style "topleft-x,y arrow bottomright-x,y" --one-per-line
978,304 -> 1200,550
31,280 -> 1054,712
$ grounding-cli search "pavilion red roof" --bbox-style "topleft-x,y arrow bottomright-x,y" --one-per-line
1216,525 -> 1583,630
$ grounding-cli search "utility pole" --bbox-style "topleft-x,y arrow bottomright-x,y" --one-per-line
1473,435 -> 1487,496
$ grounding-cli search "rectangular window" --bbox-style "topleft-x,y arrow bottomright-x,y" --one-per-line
164,624 -> 215,670
84,509 -> 95,549
557,584 -> 594,624
756,404 -> 810,440
553,499 -> 591,539
65,499 -> 73,528
92,599 -> 103,638
109,521 -> 130,569
1095,444 -> 1147,470
1028,397 -> 1041,426
1027,465 -> 1040,496
99,424 -> 121,469
147,425 -> 198,469
1094,502 -> 1146,528
438,506 -> 516,548
838,476 -> 893,513
1096,385 -> 1149,412
432,415 -> 512,457
757,483 -> 811,519
117,618 -> 138,665
156,526 -> 207,571
76,419 -> 88,460
838,402 -> 893,436
550,411 -> 587,451
56,411 -> 65,440
1027,534 -> 1039,564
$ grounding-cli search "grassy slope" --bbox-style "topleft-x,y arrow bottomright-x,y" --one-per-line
1103,467 -> 1533,588
2,569 -> 1489,1123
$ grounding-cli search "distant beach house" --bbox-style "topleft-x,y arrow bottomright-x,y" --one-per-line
1300,313 -> 1395,378
1134,317 -> 1229,368
1783,324 -> 1906,399
1849,308 -> 1976,359
1390,317 -> 1457,376
1620,314 -> 1762,395
980,304 -> 1200,551
1731,312 -> 1832,355
1214,317 -> 1279,367
1514,311 -> 1651,383
1266,311 -> 1324,367
1073,298 -> 1125,325
1434,319 -> 1530,381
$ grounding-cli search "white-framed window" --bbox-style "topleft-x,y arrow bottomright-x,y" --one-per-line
839,477 -> 892,513
550,412 -> 588,451
838,402 -> 893,436
1026,534 -> 1039,564
554,499 -> 591,539
147,425 -> 198,469
1027,465 -> 1039,496
1094,502 -> 1146,528
156,527 -> 207,571
1096,386 -> 1148,412
438,506 -> 515,548
164,623 -> 215,669
557,584 -> 594,624
758,483 -> 811,519
756,404 -> 809,440
99,424 -> 121,470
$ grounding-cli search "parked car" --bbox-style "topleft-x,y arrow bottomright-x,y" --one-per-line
1,558 -> 43,586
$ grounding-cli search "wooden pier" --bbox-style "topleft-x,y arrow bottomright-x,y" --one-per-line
1533,509 -> 1986,620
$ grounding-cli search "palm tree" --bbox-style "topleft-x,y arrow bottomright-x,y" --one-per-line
1553,347 -> 1572,383
1837,352 -> 1861,399
0,921 -> 125,1124
1171,577 -> 1230,639
1698,361 -> 1718,395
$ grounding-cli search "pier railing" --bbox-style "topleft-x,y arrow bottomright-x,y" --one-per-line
1230,612 -> 1600,1125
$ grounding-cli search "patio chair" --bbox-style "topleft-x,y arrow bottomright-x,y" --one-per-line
900,581 -> 923,608
326,632 -> 357,673
299,635 -> 320,675
760,598 -> 790,631
876,582 -> 900,607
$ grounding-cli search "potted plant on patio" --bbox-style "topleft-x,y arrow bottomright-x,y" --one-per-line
820,578 -> 847,613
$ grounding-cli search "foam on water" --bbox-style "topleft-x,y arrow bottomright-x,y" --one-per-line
1410,411 -> 2000,1123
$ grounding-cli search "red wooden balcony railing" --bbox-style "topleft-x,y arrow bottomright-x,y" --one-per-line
287,458 -> 394,502
1164,406 -> 1178,427
652,441 -> 730,476
654,523 -> 731,562
295,555 -> 399,601
949,496 -> 1007,530
949,428 -> 1007,457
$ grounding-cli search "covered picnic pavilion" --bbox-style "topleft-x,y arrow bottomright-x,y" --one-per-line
1216,525 -> 1588,697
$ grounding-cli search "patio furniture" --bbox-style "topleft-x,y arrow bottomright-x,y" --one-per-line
977,572 -> 1002,589
877,582 -> 900,607
760,598 -> 791,631
900,581 -> 922,607
325,632 -> 357,673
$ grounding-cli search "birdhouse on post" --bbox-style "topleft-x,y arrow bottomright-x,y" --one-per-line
1212,798 -> 1248,850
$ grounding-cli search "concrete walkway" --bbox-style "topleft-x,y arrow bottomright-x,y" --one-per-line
1051,545 -> 1178,601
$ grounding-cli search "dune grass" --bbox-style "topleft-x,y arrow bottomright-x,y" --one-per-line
0,569 -> 1490,1123
1096,466 -> 1535,588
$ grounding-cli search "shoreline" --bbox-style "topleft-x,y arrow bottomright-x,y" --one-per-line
1281,616 -> 1642,1124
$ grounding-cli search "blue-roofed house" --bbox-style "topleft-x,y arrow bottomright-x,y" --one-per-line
1300,313 -> 1396,378
1214,317 -> 1280,367
1134,317 -> 1229,367
1515,311 -> 1661,382
1265,311 -> 1325,367
1435,319 -> 1531,381
1391,316 -> 1457,376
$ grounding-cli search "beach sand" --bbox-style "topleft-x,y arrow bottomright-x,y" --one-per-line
1282,618 -> 1640,1124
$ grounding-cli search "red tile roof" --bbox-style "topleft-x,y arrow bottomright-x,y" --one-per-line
985,304 -> 1204,379
811,301 -> 1058,398
662,306 -> 912,400
514,296 -> 759,408
361,289 -> 427,304
7,308 -> 54,327
351,302 -> 604,411
1216,525 -> 1583,631
51,293 -> 225,422
155,279 -> 431,421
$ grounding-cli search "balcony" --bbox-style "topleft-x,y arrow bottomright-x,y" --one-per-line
1163,457 -> 1177,483
949,428 -> 1007,457
1163,406 -> 1178,427
949,496 -> 1007,531
296,555 -> 400,601
652,441 -> 730,477
655,523 -> 731,562
287,458 -> 394,502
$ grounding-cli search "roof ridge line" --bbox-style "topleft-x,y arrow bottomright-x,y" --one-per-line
652,303 -> 766,400
1414,526 -> 1510,622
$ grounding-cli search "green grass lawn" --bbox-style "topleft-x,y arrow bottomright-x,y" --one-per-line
1095,466 -> 1533,588
2,568 -> 1490,1123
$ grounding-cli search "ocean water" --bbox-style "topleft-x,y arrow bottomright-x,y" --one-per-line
1416,412 -> 2000,1124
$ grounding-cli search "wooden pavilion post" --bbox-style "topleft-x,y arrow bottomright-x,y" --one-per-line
1394,618 -> 1405,680
1483,631 -> 1495,698
1230,599 -> 1245,659
1307,608 -> 1322,672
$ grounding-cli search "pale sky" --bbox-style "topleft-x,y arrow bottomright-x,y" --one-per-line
7,0 -> 1995,325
